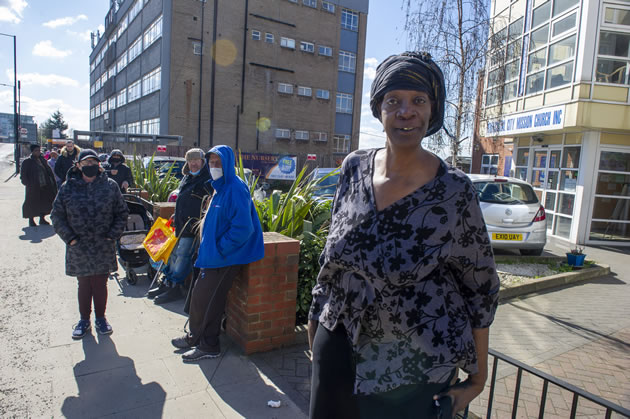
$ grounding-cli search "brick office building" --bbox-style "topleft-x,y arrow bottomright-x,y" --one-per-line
89,0 -> 368,169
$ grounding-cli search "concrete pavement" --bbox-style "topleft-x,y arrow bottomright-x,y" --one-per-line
0,144 -> 305,418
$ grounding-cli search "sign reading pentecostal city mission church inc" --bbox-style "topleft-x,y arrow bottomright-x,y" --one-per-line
485,105 -> 565,136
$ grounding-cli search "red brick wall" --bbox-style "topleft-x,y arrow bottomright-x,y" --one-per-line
471,137 -> 514,175
226,232 -> 300,354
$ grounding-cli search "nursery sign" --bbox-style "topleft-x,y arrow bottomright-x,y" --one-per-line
240,152 -> 297,181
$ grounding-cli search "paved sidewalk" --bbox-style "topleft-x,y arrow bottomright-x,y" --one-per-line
0,145 -> 305,418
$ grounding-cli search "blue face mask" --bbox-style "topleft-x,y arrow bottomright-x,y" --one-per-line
190,169 -> 201,176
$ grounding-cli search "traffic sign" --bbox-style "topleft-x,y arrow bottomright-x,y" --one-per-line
20,127 -> 27,135
307,154 -> 316,161
157,145 -> 167,152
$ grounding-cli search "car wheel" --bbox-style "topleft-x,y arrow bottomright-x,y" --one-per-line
520,248 -> 544,256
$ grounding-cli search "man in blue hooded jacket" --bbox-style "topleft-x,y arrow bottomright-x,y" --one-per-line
171,145 -> 265,362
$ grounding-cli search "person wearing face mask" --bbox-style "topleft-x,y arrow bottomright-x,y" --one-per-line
54,140 -> 81,184
149,148 -> 214,304
51,149 -> 129,340
104,149 -> 134,193
170,145 -> 264,362
20,144 -> 58,227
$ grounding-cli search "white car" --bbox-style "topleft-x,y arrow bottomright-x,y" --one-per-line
469,174 -> 547,256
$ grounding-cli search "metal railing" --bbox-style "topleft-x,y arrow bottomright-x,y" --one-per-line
485,349 -> 630,418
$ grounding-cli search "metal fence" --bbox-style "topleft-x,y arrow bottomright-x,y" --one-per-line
483,349 -> 630,418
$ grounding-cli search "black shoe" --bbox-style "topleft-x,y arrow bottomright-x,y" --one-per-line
29,218 -> 37,227
153,286 -> 183,305
39,217 -> 50,225
147,282 -> 169,299
182,347 -> 221,362
171,335 -> 193,349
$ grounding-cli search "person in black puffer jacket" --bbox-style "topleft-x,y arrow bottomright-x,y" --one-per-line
150,148 -> 214,304
54,140 -> 81,183
51,149 -> 129,340
105,149 -> 134,192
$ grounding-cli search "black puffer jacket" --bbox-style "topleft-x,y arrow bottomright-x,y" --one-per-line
51,168 -> 129,277
174,163 -> 213,238
105,149 -> 134,191
54,145 -> 81,183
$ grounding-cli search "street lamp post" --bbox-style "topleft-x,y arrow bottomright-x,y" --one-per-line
0,32 -> 18,174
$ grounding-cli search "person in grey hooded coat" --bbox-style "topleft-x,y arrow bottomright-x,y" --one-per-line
51,149 -> 129,340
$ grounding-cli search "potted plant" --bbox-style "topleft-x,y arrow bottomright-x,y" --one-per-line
566,246 -> 586,267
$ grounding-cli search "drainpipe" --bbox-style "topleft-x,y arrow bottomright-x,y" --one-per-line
197,0 -> 205,147
208,0 -> 218,148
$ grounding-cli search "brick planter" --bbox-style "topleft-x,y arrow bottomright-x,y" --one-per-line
152,202 -> 176,221
226,232 -> 300,354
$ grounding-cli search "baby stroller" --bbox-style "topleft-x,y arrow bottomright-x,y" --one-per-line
117,195 -> 156,285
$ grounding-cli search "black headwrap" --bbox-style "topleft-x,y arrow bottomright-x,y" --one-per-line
30,144 -> 40,152
370,51 -> 446,137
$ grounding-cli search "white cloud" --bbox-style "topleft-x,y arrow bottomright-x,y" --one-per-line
0,90 -> 88,131
42,14 -> 87,28
363,57 -> 379,82
97,24 -> 104,34
5,70 -> 79,87
32,40 -> 72,58
359,117 -> 386,150
0,0 -> 27,24
66,29 -> 92,42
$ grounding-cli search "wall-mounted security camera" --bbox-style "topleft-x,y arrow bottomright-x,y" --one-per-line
533,135 -> 544,142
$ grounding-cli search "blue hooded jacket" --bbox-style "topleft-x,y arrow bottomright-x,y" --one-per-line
195,145 -> 265,269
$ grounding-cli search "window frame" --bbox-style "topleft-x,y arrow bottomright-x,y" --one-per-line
280,37 -> 296,49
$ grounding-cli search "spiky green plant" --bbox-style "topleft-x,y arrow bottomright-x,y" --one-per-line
130,154 -> 180,202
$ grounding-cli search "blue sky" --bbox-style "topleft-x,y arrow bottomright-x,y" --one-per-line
0,0 -> 409,149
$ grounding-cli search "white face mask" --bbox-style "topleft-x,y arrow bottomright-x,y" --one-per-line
210,168 -> 223,180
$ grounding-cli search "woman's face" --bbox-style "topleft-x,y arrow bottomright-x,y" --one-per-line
380,89 -> 433,147
188,158 -> 204,173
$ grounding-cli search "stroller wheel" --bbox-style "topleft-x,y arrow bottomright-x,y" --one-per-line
127,269 -> 138,285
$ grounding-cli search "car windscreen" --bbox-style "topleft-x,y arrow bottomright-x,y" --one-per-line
313,174 -> 339,196
158,161 -> 185,173
473,181 -> 538,204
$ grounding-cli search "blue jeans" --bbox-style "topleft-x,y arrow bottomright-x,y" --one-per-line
162,236 -> 196,285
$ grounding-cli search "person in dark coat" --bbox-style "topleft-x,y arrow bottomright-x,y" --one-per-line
54,140 -> 81,184
105,149 -> 134,192
149,148 -> 214,304
51,149 -> 129,340
20,144 -> 58,227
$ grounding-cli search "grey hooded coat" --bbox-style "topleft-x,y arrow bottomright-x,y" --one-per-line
51,167 -> 129,277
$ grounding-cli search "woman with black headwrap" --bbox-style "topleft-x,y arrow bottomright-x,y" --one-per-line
307,52 -> 500,418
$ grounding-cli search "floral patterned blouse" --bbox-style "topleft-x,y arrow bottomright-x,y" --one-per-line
309,148 -> 500,395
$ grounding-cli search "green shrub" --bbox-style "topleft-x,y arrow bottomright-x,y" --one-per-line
296,230 -> 327,325
130,154 -> 180,202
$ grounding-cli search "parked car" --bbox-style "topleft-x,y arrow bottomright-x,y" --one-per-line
143,156 -> 186,179
469,174 -> 547,256
310,168 -> 340,202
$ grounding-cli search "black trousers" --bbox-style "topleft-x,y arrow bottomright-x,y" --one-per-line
187,266 -> 241,351
310,324 -> 455,419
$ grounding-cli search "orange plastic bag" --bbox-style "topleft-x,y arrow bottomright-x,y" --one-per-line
143,217 -> 177,263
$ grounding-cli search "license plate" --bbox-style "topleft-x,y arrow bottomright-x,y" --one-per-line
493,233 -> 523,241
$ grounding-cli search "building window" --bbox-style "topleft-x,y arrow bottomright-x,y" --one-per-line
341,9 -> 359,31
90,108 -> 95,120
143,67 -> 161,96
300,41 -> 315,53
481,154 -> 499,174
303,0 -> 317,7
128,36 -> 142,62
275,128 -> 291,139
101,100 -> 108,113
339,50 -> 357,72
108,97 -> 116,111
312,132 -> 328,142
336,93 -> 353,113
100,72 -> 108,85
597,31 -> 630,84
117,88 -> 127,107
333,134 -> 351,153
117,13 -> 129,38
288,0 -> 297,3
128,79 -> 142,102
128,0 -> 142,23
278,83 -> 294,94
117,124 -> 127,133
295,130 -> 309,140
316,89 -> 330,99
90,84 -> 96,96
95,104 -> 101,117
117,51 -> 128,73
322,1 -> 335,13
90,62 -> 96,73
128,121 -> 141,134
318,45 -> 332,56
193,41 -> 202,55
252,30 -> 261,40
142,117 -> 160,134
95,77 -> 101,91
143,16 -> 163,50
108,66 -> 116,79
265,33 -> 274,43
298,86 -> 312,96
280,37 -> 296,49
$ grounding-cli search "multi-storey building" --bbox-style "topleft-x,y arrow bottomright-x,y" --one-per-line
0,113 -> 37,144
479,0 -> 630,246
89,0 -> 368,170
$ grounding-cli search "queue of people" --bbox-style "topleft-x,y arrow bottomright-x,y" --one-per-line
22,51 -> 499,417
